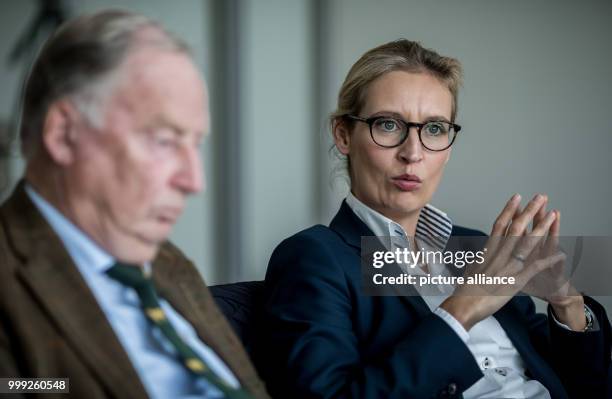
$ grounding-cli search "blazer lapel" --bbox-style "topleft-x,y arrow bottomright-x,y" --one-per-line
152,248 -> 266,396
6,182 -> 148,398
329,200 -> 568,397
329,201 -> 431,317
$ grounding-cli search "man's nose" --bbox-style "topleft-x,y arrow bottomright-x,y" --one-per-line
174,146 -> 204,194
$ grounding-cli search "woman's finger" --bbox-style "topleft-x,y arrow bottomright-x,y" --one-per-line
506,194 -> 548,236
498,210 -> 556,268
490,194 -> 522,237
543,209 -> 561,257
549,209 -> 561,236
532,197 -> 548,234
515,250 -> 567,288
487,194 -> 522,256
490,195 -> 546,265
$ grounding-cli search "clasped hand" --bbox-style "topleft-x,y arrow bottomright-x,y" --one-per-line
440,194 -> 586,331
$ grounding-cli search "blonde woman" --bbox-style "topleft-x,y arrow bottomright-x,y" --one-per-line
257,40 -> 611,399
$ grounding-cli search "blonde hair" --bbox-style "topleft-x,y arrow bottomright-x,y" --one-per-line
330,39 -> 463,179
331,39 -> 462,125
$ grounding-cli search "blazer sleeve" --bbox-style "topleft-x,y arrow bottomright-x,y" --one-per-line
0,251 -> 21,380
258,231 -> 483,399
0,325 -> 18,376
0,316 -> 27,399
517,295 -> 612,398
462,227 -> 611,397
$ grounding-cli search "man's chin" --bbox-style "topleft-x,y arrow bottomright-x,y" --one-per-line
110,231 -> 168,264
113,242 -> 160,264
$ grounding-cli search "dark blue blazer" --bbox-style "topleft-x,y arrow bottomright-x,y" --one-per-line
257,201 -> 611,399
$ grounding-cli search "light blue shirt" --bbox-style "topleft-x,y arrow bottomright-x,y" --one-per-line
25,184 -> 240,399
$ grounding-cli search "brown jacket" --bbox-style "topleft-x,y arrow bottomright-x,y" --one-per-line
0,181 -> 269,399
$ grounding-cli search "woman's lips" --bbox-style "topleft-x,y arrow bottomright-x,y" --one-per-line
391,174 -> 422,191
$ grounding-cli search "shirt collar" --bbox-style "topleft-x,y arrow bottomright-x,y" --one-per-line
24,183 -> 115,274
345,191 -> 453,251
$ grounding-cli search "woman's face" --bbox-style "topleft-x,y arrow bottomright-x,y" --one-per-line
334,70 -> 453,222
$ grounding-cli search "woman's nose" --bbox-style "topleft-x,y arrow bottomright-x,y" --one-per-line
397,128 -> 423,163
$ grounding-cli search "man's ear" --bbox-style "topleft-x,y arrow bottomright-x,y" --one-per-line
41,100 -> 80,165
332,118 -> 351,155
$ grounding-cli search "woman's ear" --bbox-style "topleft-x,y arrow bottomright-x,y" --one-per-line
41,100 -> 80,165
332,119 -> 351,155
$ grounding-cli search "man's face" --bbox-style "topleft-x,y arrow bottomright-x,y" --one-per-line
65,47 -> 208,263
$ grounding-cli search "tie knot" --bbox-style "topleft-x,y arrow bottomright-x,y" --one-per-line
106,262 -> 150,288
106,262 -> 160,309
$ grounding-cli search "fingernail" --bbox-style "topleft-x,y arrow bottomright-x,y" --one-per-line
535,194 -> 543,201
512,193 -> 521,202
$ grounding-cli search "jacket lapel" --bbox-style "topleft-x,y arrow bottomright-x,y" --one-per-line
329,200 -> 568,397
152,248 -> 267,397
5,182 -> 148,398
329,201 -> 431,317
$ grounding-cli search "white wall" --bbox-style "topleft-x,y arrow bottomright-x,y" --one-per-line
240,0 -> 316,280
323,0 -> 612,237
0,0 -> 318,284
2,1 -> 611,306
0,1 -> 36,193
322,0 -> 612,311
0,0 -> 219,282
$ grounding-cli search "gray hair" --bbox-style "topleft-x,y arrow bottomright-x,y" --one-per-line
20,9 -> 191,159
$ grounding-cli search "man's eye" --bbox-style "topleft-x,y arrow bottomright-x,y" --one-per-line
153,134 -> 178,147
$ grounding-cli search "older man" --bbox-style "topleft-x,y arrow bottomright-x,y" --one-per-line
0,10 -> 268,399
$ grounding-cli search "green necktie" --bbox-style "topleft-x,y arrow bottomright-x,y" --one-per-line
106,262 -> 253,399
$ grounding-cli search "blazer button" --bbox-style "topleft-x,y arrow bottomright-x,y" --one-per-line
447,383 -> 457,395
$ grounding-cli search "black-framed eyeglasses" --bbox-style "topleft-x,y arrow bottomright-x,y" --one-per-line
344,114 -> 461,151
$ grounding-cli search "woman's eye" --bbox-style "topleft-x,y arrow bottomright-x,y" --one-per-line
376,119 -> 400,132
424,122 -> 447,136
